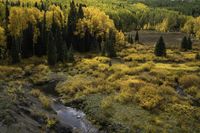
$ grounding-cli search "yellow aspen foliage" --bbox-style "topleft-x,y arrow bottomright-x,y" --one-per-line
76,7 -> 116,38
0,26 -> 5,46
182,16 -> 200,39
76,7 -> 125,46
46,5 -> 65,31
132,3 -> 150,12
155,18 -> 169,32
9,7 -> 43,43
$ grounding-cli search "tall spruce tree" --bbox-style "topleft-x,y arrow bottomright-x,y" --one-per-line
21,23 -> 34,58
135,30 -> 139,43
181,36 -> 188,51
154,36 -> 166,57
105,30 -> 116,58
67,1 -> 77,47
11,37 -> 21,64
77,4 -> 84,19
47,31 -> 57,65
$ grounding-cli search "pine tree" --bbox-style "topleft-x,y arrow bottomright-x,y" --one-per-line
187,36 -> 192,50
135,30 -> 139,43
77,4 -> 84,19
154,36 -> 166,57
11,37 -> 21,64
67,1 -> 77,46
105,30 -> 116,58
61,39 -> 68,62
181,36 -> 188,51
47,31 -> 57,65
21,23 -> 34,58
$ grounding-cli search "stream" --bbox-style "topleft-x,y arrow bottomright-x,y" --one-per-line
51,101 -> 98,133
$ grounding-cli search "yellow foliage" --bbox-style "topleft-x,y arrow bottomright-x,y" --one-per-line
0,26 -> 5,46
135,86 -> 163,110
39,95 -> 52,109
46,5 -> 65,30
182,16 -> 200,39
9,7 -> 43,42
132,3 -> 150,12
76,7 -> 125,46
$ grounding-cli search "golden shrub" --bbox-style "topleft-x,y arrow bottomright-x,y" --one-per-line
135,85 -> 163,110
39,95 -> 52,109
30,89 -> 42,97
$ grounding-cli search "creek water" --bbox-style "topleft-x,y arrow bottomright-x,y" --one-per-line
51,102 -> 98,133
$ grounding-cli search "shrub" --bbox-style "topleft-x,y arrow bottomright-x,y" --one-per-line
46,117 -> 57,128
179,75 -> 200,88
30,89 -> 42,97
39,95 -> 52,109
115,87 -> 135,103
135,85 -> 163,110
30,64 -> 51,84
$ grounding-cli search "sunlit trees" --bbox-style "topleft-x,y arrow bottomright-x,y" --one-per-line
182,17 -> 200,39
154,36 -> 166,57
0,26 -> 5,59
0,27 -> 5,46
76,7 -> 124,52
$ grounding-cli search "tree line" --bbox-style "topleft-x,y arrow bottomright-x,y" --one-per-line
0,0 -> 124,65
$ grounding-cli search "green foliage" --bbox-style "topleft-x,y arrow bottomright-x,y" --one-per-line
154,36 -> 166,57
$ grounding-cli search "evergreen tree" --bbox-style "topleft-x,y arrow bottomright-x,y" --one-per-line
21,23 -> 34,58
154,36 -> 166,57
105,30 -> 116,58
11,37 -> 21,64
77,4 -> 84,19
181,36 -> 188,51
135,30 -> 139,43
60,38 -> 68,62
67,1 -> 77,46
47,31 -> 57,65
187,36 -> 192,50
